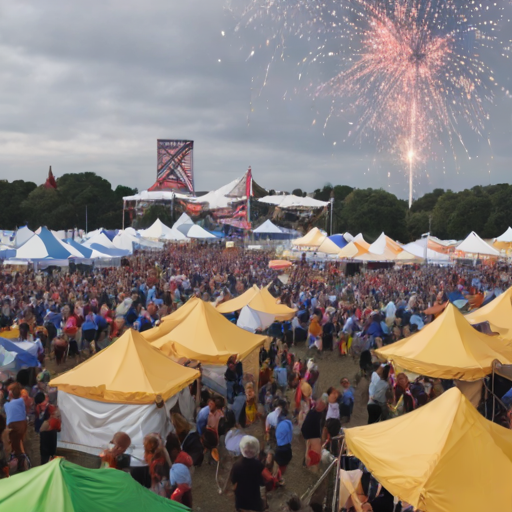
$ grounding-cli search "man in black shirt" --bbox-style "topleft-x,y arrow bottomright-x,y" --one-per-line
231,435 -> 265,512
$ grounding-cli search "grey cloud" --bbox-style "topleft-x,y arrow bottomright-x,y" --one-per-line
0,0 -> 510,202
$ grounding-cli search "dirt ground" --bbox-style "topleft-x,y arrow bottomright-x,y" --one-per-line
24,344 -> 370,511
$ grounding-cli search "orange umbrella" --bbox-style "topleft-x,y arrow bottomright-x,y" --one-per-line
269,260 -> 292,270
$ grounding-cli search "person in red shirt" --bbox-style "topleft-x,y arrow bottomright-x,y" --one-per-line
34,392 -> 61,464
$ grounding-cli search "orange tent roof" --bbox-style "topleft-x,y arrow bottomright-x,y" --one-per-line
50,329 -> 199,404
146,297 -> 266,365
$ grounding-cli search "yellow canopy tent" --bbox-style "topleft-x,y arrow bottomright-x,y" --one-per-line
148,297 -> 267,365
344,387 -> 512,512
316,237 -> 345,255
292,227 -> 325,247
216,285 -> 296,320
142,295 -> 209,342
375,303 -> 512,380
50,329 -> 199,404
466,286 -> 512,338
216,284 -> 260,314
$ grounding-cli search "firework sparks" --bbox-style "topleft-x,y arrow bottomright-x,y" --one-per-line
315,0 -> 503,206
232,0 -> 508,206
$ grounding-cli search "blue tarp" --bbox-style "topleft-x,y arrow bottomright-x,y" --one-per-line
328,234 -> 348,249
0,338 -> 39,369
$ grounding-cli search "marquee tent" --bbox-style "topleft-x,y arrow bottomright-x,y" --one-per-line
456,231 -> 500,257
328,234 -> 348,249
113,231 -> 163,252
0,337 -> 40,371
173,212 -> 195,230
402,239 -> 451,263
140,218 -> 188,241
10,227 -> 73,266
258,194 -> 329,209
344,387 -> 512,512
186,224 -> 217,239
253,219 -> 284,234
337,241 -> 369,260
0,458 -> 188,512
369,233 -> 403,255
466,286 -> 512,337
216,285 -> 296,321
144,297 -> 266,365
292,227 -> 327,247
50,329 -> 199,461
315,236 -> 345,255
376,303 -> 512,380
216,285 -> 261,314
494,227 -> 512,251
13,226 -> 34,248
82,232 -> 119,250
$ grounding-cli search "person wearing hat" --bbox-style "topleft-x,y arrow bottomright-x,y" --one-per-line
231,435 -> 265,512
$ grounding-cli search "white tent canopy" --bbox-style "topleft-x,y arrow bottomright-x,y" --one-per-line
456,231 -> 500,257
402,240 -> 451,262
187,224 -> 217,239
13,226 -> 34,248
113,231 -> 163,252
237,306 -> 275,333
496,227 -> 512,243
140,218 -> 188,241
187,177 -> 246,209
259,194 -> 329,209
253,220 -> 284,234
173,212 -> 194,229
82,232 -> 117,250
123,190 -> 190,201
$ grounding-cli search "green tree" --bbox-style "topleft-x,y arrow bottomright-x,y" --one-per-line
410,188 -> 445,213
339,188 -> 407,241
114,185 -> 138,200
407,211 -> 430,240
138,205 -> 173,229
292,188 -> 305,197
0,180 -> 37,229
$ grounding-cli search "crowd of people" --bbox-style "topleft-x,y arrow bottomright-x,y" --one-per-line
0,243 -> 510,511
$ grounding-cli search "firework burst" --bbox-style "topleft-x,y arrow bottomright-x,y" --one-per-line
231,0 -> 508,206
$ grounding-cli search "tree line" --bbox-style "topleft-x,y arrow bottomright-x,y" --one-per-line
1,173 -> 512,243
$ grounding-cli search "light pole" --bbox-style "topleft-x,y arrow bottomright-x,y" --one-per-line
329,193 -> 334,235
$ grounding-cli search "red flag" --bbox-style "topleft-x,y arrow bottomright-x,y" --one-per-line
245,166 -> 252,199
44,166 -> 57,189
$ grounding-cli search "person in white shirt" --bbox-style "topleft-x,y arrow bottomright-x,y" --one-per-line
367,365 -> 390,424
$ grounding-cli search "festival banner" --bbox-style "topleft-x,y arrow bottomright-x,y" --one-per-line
149,140 -> 194,193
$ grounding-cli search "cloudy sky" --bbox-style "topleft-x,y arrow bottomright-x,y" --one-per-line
0,0 -> 511,200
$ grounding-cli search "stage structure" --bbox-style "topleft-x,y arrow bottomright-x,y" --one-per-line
122,140 -> 194,227
149,139 -> 194,193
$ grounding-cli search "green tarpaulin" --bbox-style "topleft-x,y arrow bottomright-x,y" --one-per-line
0,458 -> 189,512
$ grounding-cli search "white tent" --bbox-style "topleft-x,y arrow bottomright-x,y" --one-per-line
259,194 -> 329,209
402,240 -> 451,263
253,220 -> 284,234
50,330 -> 199,464
113,231 -> 163,252
13,226 -> 34,248
140,219 -> 188,241
344,232 -> 354,242
187,177 -> 246,209
456,231 -> 500,257
187,224 -> 217,239
82,232 -> 117,250
496,227 -> 512,243
173,212 -> 194,229
237,306 -> 276,333
123,190 -> 190,202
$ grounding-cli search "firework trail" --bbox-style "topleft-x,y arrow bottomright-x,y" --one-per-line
231,0 -> 508,206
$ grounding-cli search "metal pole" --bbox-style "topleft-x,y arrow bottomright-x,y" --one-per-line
85,205 -> 88,234
330,197 -> 334,235
122,201 -> 125,230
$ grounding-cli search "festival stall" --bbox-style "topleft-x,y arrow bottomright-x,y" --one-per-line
0,458 -> 188,512
139,218 -> 188,241
343,388 -> 512,512
50,329 -> 199,463
375,303 -> 512,381
466,286 -> 512,338
142,297 -> 266,396
455,231 -> 500,258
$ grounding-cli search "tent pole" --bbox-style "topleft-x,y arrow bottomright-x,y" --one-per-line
492,368 -> 496,421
